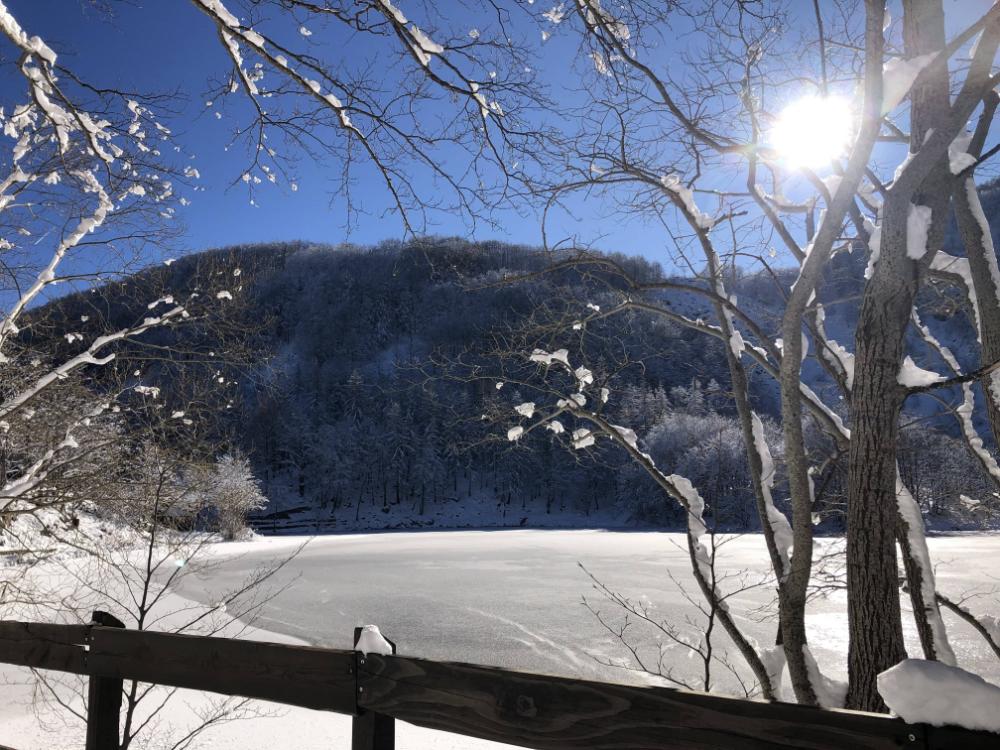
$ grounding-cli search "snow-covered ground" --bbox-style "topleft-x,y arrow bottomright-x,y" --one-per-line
3,529 -> 1000,748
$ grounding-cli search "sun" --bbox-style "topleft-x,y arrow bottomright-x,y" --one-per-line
770,95 -> 853,169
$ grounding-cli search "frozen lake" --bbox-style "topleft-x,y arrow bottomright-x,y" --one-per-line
175,529 -> 1000,695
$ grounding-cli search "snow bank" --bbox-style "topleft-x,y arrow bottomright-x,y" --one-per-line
879,659 -> 1000,732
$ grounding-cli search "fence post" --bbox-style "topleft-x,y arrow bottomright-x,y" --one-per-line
86,611 -> 125,750
352,626 -> 395,750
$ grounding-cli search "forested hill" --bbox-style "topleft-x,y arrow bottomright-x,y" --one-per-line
43,235 -> 996,533
212,238 -> 743,532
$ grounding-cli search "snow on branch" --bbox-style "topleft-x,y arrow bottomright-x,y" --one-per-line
0,306 -> 187,422
750,413 -> 792,580
0,3 -> 189,361
897,356 -> 945,388
930,253 -> 982,339
501,343 -> 782,698
190,0 -> 534,232
659,174 -> 716,230
813,304 -> 855,391
0,175 -> 113,351
881,54 -> 937,114
0,400 -> 111,503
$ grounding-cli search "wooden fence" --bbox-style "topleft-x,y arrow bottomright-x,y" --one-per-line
0,613 -> 997,750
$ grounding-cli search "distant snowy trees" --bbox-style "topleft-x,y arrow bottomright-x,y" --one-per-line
149,238 -> 993,542
106,443 -> 265,540
234,241 -> 776,525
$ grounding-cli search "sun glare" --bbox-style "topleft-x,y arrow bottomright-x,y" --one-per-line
771,95 -> 853,169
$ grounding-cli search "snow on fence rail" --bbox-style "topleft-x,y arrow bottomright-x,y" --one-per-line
0,615 -> 997,750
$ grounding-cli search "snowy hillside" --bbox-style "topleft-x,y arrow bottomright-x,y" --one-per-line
37,233 -> 998,534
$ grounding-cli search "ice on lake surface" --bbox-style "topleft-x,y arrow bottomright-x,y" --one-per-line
177,530 -> 1000,696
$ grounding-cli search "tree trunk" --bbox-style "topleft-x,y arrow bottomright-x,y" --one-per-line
846,296 -> 909,710
845,0 -> 956,710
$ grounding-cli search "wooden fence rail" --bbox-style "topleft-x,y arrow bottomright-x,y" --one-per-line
0,615 -> 997,750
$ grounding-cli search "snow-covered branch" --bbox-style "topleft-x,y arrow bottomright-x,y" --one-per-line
190,0 -> 545,232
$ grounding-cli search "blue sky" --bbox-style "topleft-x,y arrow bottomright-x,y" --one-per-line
3,0 -> 681,260
1,1 -> 992,277
3,1 -> 423,251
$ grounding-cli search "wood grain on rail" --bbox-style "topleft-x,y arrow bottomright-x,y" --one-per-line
355,653 -> 998,750
87,626 -> 357,713
1,620 -> 999,750
0,621 -> 87,674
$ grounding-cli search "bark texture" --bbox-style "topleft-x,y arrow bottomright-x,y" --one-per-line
846,0 -> 952,710
845,256 -> 911,710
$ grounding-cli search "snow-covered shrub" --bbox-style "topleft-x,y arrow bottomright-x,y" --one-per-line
204,453 -> 267,540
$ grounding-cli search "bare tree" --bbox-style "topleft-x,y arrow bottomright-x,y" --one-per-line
0,0 -> 204,563
580,533 -> 770,699
0,0 -> 550,559
189,0 -> 551,233
496,0 -> 1000,711
8,421 -> 304,750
